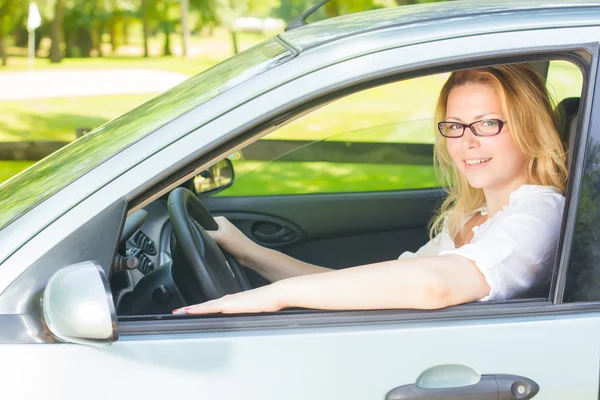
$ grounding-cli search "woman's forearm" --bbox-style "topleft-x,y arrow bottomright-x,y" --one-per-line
272,255 -> 489,310
176,255 -> 491,315
242,244 -> 332,282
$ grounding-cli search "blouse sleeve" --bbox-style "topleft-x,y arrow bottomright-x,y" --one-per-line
438,194 -> 565,301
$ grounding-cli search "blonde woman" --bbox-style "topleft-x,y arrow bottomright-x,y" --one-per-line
173,64 -> 568,315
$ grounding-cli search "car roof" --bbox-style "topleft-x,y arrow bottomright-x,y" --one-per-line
279,0 -> 600,51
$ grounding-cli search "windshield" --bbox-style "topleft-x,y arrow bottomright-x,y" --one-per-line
0,39 -> 291,231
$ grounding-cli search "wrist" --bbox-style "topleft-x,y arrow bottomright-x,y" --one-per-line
237,241 -> 267,270
269,279 -> 291,310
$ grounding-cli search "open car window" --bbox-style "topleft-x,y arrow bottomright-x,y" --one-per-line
113,58 -> 584,318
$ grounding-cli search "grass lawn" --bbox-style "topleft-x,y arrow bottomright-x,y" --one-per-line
0,161 -> 35,183
1,29 -> 270,75
0,94 -> 156,142
217,162 -> 438,196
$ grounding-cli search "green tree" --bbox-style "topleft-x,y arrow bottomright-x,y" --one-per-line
141,0 -> 180,56
0,0 -> 26,66
49,0 -> 63,62
211,0 -> 279,54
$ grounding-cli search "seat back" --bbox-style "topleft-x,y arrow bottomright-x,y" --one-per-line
554,97 -> 580,166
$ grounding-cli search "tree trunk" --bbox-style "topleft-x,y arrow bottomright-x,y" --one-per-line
230,30 -> 238,54
49,0 -> 64,63
109,20 -> 117,52
123,17 -> 130,45
180,0 -> 189,58
77,27 -> 93,57
142,0 -> 149,57
13,19 -> 28,47
95,22 -> 104,57
324,1 -> 339,18
163,23 -> 172,56
0,27 -> 7,67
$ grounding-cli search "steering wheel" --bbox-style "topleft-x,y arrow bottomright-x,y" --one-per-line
167,187 -> 251,304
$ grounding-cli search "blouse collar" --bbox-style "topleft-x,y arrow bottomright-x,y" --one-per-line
479,184 -> 562,216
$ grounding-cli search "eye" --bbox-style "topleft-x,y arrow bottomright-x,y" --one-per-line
481,119 -> 499,127
448,124 -> 463,131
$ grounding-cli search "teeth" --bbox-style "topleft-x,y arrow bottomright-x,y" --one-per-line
465,158 -> 491,165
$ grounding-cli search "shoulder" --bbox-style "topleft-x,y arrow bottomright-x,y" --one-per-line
506,185 -> 565,218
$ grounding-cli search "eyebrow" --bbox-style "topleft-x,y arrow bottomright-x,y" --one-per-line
445,113 -> 502,121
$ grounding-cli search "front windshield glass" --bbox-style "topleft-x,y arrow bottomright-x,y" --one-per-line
0,39 -> 290,231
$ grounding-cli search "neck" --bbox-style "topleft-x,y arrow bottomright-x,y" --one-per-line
483,176 -> 530,216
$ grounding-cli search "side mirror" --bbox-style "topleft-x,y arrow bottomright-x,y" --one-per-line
194,158 -> 234,195
42,261 -> 118,346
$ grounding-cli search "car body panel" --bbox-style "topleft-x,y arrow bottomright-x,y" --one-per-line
3,312 -> 600,399
280,0 -> 600,50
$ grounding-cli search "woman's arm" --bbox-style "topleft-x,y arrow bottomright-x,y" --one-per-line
208,216 -> 332,282
175,254 -> 491,314
242,244 -> 332,282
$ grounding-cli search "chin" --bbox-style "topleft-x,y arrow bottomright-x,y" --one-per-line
467,180 -> 489,189
464,174 -> 494,189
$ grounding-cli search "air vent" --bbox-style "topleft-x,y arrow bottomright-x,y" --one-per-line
132,231 -> 157,255
138,253 -> 155,274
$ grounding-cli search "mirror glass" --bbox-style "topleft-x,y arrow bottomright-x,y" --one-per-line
194,158 -> 234,194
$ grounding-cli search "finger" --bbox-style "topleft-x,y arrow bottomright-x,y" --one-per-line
184,301 -> 224,314
172,301 -> 219,315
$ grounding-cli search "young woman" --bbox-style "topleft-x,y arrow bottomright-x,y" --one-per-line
173,64 -> 568,315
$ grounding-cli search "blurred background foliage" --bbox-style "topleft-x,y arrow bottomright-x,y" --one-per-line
0,0 -> 450,65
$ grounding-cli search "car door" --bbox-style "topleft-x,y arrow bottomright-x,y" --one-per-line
3,23 -> 600,400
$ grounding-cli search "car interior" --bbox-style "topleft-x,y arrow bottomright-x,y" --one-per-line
111,58 -> 584,317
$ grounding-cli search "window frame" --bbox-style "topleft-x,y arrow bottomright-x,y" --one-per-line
116,45 -> 598,334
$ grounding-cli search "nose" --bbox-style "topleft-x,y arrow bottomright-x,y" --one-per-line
461,128 -> 481,149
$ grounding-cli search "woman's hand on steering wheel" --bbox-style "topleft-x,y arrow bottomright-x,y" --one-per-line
207,216 -> 261,268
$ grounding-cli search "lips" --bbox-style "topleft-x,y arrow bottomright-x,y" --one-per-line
464,157 -> 492,167
465,157 -> 491,165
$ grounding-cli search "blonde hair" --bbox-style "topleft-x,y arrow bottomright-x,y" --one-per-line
430,64 -> 568,239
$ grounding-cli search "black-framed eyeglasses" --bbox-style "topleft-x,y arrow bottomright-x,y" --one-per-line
437,119 -> 506,138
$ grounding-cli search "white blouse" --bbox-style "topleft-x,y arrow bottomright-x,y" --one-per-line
399,185 -> 565,301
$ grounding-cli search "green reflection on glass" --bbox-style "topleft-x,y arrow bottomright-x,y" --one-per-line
0,39 -> 290,231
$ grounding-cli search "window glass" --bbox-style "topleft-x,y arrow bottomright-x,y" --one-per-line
218,73 -> 449,196
564,137 -> 600,302
547,60 -> 584,104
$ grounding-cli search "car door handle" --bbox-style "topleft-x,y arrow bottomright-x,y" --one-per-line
252,222 -> 298,244
386,374 -> 539,400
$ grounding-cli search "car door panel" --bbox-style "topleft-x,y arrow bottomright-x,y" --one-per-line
202,189 -> 443,269
5,311 -> 600,399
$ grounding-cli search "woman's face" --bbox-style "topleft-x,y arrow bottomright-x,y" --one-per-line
445,83 -> 528,191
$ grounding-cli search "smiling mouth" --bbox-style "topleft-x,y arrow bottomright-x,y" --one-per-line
464,158 -> 492,166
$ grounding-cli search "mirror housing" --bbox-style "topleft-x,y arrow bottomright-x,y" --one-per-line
194,158 -> 234,195
42,261 -> 118,346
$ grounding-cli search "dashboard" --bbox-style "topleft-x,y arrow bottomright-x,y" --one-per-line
110,198 -> 174,314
